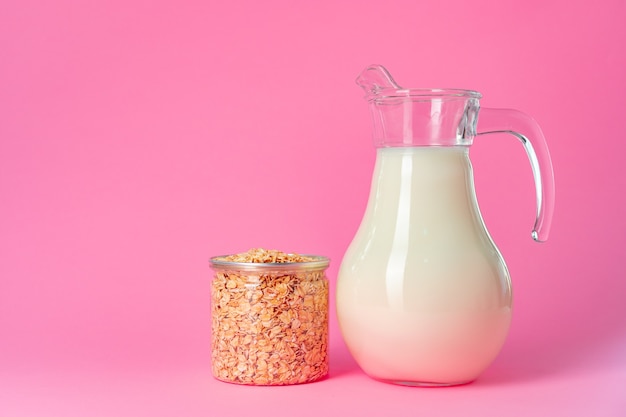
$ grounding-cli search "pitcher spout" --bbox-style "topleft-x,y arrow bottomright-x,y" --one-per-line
356,64 -> 402,98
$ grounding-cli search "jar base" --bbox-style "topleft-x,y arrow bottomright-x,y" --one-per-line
212,372 -> 329,386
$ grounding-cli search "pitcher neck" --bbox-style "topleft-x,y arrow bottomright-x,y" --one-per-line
369,147 -> 479,218
373,147 -> 474,186
368,94 -> 480,147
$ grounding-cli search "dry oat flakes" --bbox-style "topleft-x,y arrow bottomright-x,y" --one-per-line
209,248 -> 329,385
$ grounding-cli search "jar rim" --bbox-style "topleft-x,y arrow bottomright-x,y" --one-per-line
209,255 -> 330,271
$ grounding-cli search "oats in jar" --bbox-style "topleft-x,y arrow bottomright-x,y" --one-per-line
209,248 -> 330,385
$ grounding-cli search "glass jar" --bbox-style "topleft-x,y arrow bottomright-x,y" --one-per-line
209,250 -> 330,385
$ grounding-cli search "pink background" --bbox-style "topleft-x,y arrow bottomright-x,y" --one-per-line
1,0 -> 625,415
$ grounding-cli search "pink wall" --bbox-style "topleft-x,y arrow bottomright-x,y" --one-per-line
1,0 -> 625,415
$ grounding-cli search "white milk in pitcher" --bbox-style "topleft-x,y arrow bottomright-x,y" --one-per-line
336,147 -> 512,385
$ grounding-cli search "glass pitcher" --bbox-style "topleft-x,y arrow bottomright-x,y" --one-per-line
336,65 -> 555,386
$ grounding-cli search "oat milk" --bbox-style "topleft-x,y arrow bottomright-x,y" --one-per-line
336,147 -> 512,385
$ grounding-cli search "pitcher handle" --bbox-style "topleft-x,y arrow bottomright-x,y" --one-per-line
476,108 -> 555,242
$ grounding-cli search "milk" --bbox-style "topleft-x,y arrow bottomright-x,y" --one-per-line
336,147 -> 512,385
